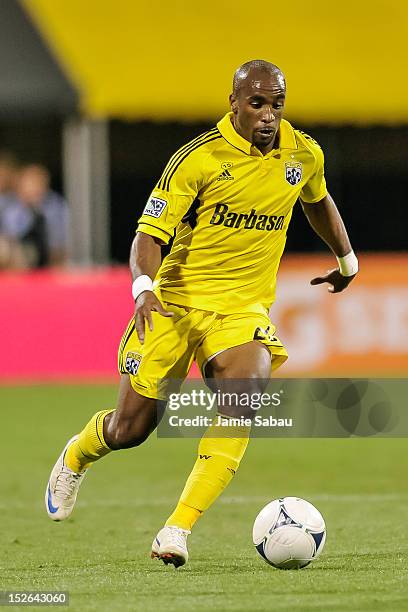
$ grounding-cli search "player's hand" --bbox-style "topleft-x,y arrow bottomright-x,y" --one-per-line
310,268 -> 357,293
134,291 -> 173,343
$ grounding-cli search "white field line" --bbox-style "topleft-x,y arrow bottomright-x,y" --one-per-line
1,493 -> 407,510
76,493 -> 408,506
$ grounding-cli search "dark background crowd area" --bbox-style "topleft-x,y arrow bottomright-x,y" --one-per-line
0,142 -> 68,270
0,118 -> 407,267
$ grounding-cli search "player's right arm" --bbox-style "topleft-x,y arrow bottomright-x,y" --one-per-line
130,232 -> 174,344
130,129 -> 211,342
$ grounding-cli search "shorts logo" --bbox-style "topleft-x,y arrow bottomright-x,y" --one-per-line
125,351 -> 142,375
143,197 -> 167,218
254,326 -> 271,340
285,161 -> 302,186
254,326 -> 279,343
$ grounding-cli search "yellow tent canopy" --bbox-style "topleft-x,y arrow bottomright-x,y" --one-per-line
24,0 -> 408,123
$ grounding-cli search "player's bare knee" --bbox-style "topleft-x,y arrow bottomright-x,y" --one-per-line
213,375 -> 269,420
216,374 -> 267,394
104,384 -> 159,450
103,411 -> 151,450
105,419 -> 150,450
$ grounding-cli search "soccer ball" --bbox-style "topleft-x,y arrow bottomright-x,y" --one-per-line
253,497 -> 326,569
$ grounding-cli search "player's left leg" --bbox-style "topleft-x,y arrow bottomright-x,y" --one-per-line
153,340 -> 272,567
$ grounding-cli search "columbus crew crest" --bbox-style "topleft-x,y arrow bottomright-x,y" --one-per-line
285,161 -> 302,186
125,351 -> 142,375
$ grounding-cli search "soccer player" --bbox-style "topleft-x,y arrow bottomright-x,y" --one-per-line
46,60 -> 358,567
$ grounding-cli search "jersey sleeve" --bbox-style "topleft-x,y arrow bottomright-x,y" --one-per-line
299,139 -> 328,204
137,148 -> 203,244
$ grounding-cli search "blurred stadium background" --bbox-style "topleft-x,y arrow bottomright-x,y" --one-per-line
0,0 -> 407,380
1,3 -> 408,609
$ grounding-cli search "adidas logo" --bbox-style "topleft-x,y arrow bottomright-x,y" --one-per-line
217,169 -> 234,181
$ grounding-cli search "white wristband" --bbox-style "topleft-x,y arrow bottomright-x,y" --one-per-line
132,275 -> 153,301
336,251 -> 359,277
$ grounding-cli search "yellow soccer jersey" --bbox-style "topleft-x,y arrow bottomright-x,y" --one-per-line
137,112 -> 327,314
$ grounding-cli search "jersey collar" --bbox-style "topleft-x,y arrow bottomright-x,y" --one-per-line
217,112 -> 297,156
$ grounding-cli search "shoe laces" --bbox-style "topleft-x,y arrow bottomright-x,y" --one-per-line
54,466 -> 83,499
167,526 -> 190,548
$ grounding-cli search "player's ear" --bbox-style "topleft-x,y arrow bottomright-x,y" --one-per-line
229,93 -> 238,115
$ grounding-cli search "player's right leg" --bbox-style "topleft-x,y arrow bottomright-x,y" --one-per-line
45,298 -> 198,522
45,374 -> 160,521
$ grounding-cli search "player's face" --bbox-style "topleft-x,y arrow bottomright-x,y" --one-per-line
230,71 -> 286,154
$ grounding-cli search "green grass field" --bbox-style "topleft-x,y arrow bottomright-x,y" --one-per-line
1,384 -> 407,611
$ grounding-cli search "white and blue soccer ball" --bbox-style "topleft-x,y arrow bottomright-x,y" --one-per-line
253,497 -> 326,569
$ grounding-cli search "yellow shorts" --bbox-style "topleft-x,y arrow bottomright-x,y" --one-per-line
118,298 -> 288,399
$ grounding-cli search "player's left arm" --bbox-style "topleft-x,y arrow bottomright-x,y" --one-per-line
301,193 -> 357,293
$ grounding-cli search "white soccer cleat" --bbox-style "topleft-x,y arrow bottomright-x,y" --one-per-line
151,525 -> 190,568
45,435 -> 86,521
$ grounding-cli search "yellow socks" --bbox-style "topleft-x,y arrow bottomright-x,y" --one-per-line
165,414 -> 251,530
64,410 -> 250,532
65,409 -> 114,473
165,502 -> 202,531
